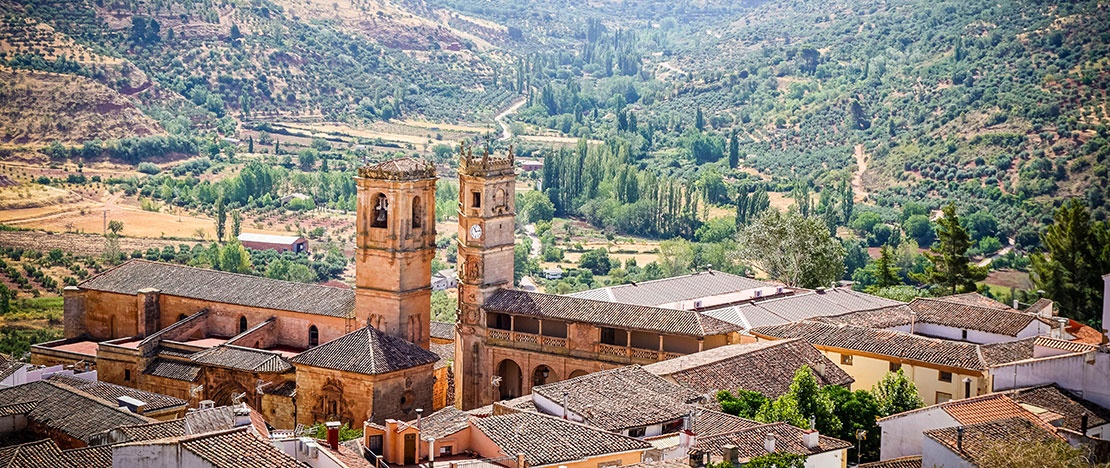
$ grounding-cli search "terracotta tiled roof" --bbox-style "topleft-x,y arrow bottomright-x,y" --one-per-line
484,290 -> 742,337
80,260 -> 355,318
0,401 -> 38,417
107,419 -> 187,442
859,456 -> 922,468
700,288 -> 903,331
0,439 -> 110,468
290,326 -> 439,375
191,345 -> 293,373
624,460 -> 696,468
923,417 -> 1062,464
936,293 -> 1011,309
0,380 -> 152,443
689,408 -> 761,436
60,445 -> 112,467
978,338 -> 1037,366
430,321 -> 456,341
0,360 -> 25,383
1012,384 -> 1110,433
410,406 -> 471,439
751,321 -> 989,370
143,357 -> 202,382
823,296 -> 1044,337
431,342 -> 454,369
45,374 -> 187,413
121,427 -> 304,468
694,422 -> 851,460
531,365 -> 703,432
644,339 -> 854,398
567,271 -> 777,307
471,412 -> 652,467
878,392 -> 1059,435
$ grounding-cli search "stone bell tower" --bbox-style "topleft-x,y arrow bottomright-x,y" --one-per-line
455,142 -> 516,410
355,158 -> 436,350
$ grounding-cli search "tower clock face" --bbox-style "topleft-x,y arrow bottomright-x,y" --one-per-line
469,223 -> 483,240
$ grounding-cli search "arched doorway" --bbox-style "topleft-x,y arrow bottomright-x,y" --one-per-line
569,369 -> 589,379
532,365 -> 555,388
496,359 -> 522,400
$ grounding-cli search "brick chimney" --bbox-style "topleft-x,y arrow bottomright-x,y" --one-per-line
721,444 -> 739,464
326,421 -> 341,451
802,430 -> 820,450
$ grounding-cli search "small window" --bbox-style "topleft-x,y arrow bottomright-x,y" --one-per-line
936,391 -> 953,403
412,196 -> 423,229
840,354 -> 854,365
471,191 -> 481,208
939,371 -> 953,382
124,369 -> 131,381
961,329 -> 968,340
309,325 -> 319,347
440,446 -> 453,456
889,362 -> 902,372
628,427 -> 646,438
239,316 -> 248,334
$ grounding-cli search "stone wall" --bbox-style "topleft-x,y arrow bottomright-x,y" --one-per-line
295,363 -> 436,427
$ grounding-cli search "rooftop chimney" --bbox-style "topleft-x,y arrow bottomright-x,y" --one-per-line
1057,317 -> 1069,339
562,391 -> 569,419
956,426 -> 964,453
326,421 -> 341,451
116,396 -> 146,414
764,433 -> 776,453
1082,413 -> 1090,435
199,400 -> 215,410
233,404 -> 252,428
802,430 -> 820,450
816,287 -> 826,294
721,444 -> 739,464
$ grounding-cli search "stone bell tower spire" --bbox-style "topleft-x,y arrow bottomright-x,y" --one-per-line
355,158 -> 437,350
455,141 -> 516,409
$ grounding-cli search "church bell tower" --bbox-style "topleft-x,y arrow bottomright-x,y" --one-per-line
455,142 -> 516,409
355,158 -> 436,350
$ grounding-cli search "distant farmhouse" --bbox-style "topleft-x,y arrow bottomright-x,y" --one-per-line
237,232 -> 308,254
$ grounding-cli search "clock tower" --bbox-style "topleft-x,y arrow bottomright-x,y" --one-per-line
354,158 -> 436,350
455,142 -> 516,410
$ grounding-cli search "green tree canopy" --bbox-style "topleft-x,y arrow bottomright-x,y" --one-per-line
1031,199 -> 1110,324
872,369 -> 924,417
738,209 -> 846,288
915,203 -> 987,294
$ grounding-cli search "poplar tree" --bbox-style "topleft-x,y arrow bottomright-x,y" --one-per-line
215,196 -> 227,242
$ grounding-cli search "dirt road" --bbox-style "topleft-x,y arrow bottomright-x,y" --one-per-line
852,144 -> 869,202
494,98 -> 527,141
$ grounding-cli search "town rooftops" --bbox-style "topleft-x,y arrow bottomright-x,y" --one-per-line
102,419 -> 187,443
236,232 -> 306,245
700,288 -> 902,331
923,417 -> 1062,465
858,456 -> 923,468
0,439 -> 112,468
0,380 -> 153,443
411,406 -> 471,439
751,321 -> 1043,371
430,321 -> 455,341
190,344 -> 294,373
484,289 -> 742,337
44,374 -> 187,413
823,296 -> 1049,337
290,325 -> 439,375
568,270 -> 777,307
358,157 -> 436,180
877,392 -> 1060,435
687,408 -> 761,436
1011,384 -> 1110,433
694,421 -> 852,461
531,365 -> 702,432
79,260 -> 355,318
470,411 -> 652,467
143,357 -> 202,382
644,339 -> 854,398
117,427 -> 303,468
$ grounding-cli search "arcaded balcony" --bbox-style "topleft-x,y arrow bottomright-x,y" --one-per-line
487,313 -> 699,364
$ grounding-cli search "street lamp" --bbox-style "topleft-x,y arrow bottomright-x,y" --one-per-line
855,429 -> 867,466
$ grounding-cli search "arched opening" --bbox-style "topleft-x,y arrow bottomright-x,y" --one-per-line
309,325 -> 319,347
412,196 -> 423,229
494,188 -> 507,212
496,359 -> 523,400
371,193 -> 389,229
532,365 -> 555,388
569,369 -> 589,379
177,313 -> 187,322
239,316 -> 248,334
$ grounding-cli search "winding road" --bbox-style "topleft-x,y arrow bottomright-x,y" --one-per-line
494,97 -> 527,141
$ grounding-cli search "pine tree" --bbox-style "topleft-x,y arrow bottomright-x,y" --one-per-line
1030,199 -> 1110,323
915,203 -> 986,294
875,245 -> 901,288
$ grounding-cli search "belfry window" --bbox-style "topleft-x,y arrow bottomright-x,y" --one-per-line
471,191 -> 481,208
371,194 -> 389,229
309,325 -> 319,347
412,196 -> 423,229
